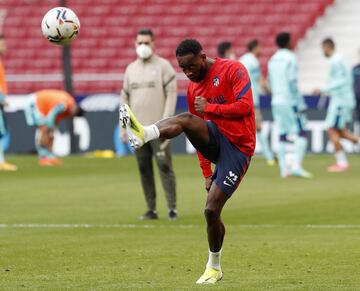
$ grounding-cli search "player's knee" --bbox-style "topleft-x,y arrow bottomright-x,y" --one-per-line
178,112 -> 195,127
204,208 -> 219,223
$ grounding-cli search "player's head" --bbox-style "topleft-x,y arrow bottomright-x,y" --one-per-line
247,39 -> 261,57
0,35 -> 5,56
322,38 -> 335,58
276,32 -> 292,49
176,39 -> 207,83
217,41 -> 236,60
135,28 -> 154,60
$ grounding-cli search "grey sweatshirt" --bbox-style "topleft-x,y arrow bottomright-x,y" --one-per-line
120,54 -> 178,125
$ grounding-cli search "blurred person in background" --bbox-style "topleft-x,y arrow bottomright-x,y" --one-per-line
217,41 -> 236,60
0,10 -> 17,171
120,28 -> 178,221
314,38 -> 360,172
24,89 -> 82,166
352,49 -> 360,121
268,32 -> 312,178
240,39 -> 275,166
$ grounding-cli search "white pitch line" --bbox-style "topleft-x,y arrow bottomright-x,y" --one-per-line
1,224 -> 360,229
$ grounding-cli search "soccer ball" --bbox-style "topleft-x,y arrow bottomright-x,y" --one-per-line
41,7 -> 80,45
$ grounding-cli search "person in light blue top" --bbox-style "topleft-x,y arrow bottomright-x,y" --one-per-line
240,39 -> 275,166
314,38 -> 360,172
268,32 -> 312,178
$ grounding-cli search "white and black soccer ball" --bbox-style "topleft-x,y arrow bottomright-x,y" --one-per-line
41,7 -> 80,45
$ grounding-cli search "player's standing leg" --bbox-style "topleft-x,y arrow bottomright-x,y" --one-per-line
0,106 -> 17,171
255,109 -> 275,166
120,106 -> 228,283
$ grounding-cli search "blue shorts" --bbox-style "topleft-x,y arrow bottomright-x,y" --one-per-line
195,121 -> 251,197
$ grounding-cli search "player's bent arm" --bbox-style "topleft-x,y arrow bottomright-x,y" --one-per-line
204,99 -> 252,118
322,63 -> 348,93
45,103 -> 66,127
187,91 -> 213,178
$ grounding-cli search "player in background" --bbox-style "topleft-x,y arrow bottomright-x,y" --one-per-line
314,38 -> 360,172
240,39 -> 275,166
120,39 -> 256,284
24,89 -> 82,166
268,32 -> 312,178
0,9 -> 17,171
217,41 -> 236,60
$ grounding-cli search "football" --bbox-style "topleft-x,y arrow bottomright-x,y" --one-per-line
41,7 -> 80,45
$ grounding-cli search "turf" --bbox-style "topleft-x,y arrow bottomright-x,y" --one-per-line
0,155 -> 360,290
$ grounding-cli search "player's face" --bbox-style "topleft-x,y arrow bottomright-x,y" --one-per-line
177,53 -> 207,82
135,35 -> 154,50
322,44 -> 331,58
253,45 -> 261,57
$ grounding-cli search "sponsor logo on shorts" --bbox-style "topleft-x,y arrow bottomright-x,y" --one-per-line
223,170 -> 238,187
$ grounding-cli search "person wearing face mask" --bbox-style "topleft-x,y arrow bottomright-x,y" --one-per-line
120,28 -> 178,221
217,41 -> 236,60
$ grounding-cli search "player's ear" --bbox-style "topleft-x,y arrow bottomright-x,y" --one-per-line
200,52 -> 207,61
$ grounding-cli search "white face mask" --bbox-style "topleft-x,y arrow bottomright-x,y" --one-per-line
136,44 -> 153,60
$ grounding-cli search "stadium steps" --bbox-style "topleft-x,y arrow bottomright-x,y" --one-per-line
297,0 -> 360,93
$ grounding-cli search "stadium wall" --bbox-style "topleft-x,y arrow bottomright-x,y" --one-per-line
4,94 -> 360,155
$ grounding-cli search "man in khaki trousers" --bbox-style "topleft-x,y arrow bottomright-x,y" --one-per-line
120,28 -> 178,220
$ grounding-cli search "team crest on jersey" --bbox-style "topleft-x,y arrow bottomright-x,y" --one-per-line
213,77 -> 220,87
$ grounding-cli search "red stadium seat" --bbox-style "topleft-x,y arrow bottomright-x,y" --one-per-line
3,0 -> 334,94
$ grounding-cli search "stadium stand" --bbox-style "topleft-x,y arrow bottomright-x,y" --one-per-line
298,0 -> 360,93
3,0 -> 334,94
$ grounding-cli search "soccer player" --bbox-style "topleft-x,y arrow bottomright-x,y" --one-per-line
120,39 -> 255,284
0,34 -> 17,171
240,39 -> 275,166
268,32 -> 312,178
314,38 -> 360,172
217,41 -> 236,60
24,89 -> 82,166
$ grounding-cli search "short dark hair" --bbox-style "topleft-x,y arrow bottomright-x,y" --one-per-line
176,39 -> 203,57
322,37 -> 335,49
217,41 -> 232,58
137,28 -> 154,40
247,39 -> 259,52
276,32 -> 291,48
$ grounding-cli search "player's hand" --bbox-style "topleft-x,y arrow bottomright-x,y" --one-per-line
120,128 -> 128,143
194,96 -> 207,114
313,88 -> 322,96
205,176 -> 213,192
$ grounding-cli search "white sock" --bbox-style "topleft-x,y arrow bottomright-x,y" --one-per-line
335,150 -> 348,166
143,124 -> 160,143
206,249 -> 222,270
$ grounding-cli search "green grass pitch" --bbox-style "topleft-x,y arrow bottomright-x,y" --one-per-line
0,155 -> 360,290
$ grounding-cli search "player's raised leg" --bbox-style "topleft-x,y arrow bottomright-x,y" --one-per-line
120,104 -> 210,149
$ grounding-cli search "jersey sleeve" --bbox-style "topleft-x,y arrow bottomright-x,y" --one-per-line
204,62 -> 253,118
187,86 -> 213,178
322,59 -> 348,93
